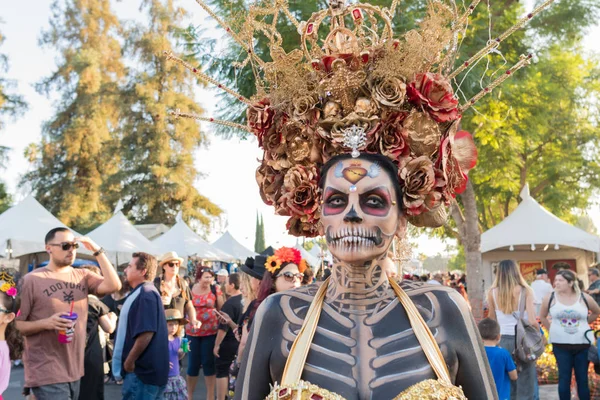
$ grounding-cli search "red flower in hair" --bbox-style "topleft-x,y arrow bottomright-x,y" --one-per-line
274,247 -> 302,266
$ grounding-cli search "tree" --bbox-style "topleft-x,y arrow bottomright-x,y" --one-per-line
116,0 -> 221,229
254,212 -> 266,253
22,0 -> 126,231
0,23 -> 27,210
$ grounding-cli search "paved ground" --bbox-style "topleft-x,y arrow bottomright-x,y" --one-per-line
7,359 -> 560,400
6,358 -> 209,400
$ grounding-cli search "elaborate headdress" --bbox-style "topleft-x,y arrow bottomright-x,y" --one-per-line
166,0 -> 554,237
266,247 -> 307,275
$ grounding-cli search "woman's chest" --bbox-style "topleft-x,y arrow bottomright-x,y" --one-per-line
271,305 -> 456,399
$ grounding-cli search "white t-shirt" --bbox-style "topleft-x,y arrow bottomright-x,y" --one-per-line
531,279 -> 553,305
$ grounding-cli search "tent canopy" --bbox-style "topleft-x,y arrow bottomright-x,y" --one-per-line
481,185 -> 600,253
153,213 -> 234,261
87,204 -> 157,264
0,195 -> 80,258
212,231 -> 256,261
294,244 -> 320,270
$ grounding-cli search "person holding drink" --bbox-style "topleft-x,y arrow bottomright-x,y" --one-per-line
15,227 -> 122,400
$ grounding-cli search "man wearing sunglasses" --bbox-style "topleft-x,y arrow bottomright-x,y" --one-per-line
16,227 -> 122,400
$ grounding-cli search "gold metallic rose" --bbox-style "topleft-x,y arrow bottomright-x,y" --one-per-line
372,77 -> 407,109
400,156 -> 436,212
293,94 -> 319,117
283,121 -> 312,164
403,111 -> 441,158
256,162 -> 286,206
354,97 -> 378,118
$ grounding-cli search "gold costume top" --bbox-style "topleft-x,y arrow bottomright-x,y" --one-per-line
266,278 -> 467,400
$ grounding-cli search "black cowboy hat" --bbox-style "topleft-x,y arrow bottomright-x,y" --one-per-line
241,247 -> 274,280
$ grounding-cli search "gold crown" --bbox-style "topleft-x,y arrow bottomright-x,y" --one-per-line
166,0 -> 554,237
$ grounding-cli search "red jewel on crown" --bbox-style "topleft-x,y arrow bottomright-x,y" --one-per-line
278,388 -> 291,399
351,8 -> 363,21
306,23 -> 314,35
310,394 -> 324,400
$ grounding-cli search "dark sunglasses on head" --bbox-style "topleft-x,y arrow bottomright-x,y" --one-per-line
49,242 -> 80,251
165,262 -> 180,267
0,307 -> 12,314
277,271 -> 304,282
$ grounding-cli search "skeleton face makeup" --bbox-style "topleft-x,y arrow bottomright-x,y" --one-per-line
322,158 -> 406,264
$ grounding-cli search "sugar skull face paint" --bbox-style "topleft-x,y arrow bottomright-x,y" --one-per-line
322,158 -> 406,264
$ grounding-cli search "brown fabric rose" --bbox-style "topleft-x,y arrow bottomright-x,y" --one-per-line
247,98 -> 275,146
372,77 -> 407,109
399,156 -> 437,215
407,73 -> 460,123
403,111 -> 442,158
278,165 -> 321,220
286,216 -> 320,238
366,112 -> 409,163
293,94 -> 318,118
256,161 -> 286,207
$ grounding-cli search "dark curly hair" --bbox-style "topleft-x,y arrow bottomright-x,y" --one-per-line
0,291 -> 23,361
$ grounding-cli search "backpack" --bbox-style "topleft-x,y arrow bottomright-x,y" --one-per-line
513,288 -> 546,364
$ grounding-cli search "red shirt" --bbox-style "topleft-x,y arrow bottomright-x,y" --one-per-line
186,285 -> 222,337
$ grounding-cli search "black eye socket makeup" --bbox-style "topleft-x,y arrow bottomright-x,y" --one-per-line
323,188 -> 348,216
359,187 -> 392,216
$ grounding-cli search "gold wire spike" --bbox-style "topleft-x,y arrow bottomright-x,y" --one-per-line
459,54 -> 532,112
193,0 -> 265,68
449,0 -> 554,80
164,51 -> 252,105
388,0 -> 401,17
169,110 -> 252,133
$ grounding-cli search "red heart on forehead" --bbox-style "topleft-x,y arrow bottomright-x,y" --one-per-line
342,166 -> 368,184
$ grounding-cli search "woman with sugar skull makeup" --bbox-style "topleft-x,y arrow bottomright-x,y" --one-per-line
540,269 -> 600,400
166,0 -> 553,396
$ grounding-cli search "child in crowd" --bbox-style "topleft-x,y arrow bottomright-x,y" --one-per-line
0,272 -> 23,399
478,318 -> 518,400
163,309 -> 189,400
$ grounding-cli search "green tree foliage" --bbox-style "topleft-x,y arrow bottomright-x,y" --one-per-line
116,0 -> 221,228
0,23 -> 27,210
22,0 -> 126,231
0,23 -> 27,133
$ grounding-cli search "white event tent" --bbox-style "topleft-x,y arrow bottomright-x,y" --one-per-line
87,201 -> 157,265
153,212 -> 234,261
212,231 -> 256,261
481,184 -> 600,287
0,195 -> 80,258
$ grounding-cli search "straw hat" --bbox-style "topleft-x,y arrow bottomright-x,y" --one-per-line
159,251 -> 184,267
165,308 -> 189,325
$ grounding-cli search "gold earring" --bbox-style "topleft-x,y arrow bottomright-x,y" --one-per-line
392,201 -> 397,206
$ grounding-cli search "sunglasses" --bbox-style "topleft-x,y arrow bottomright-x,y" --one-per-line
49,242 -> 80,251
0,308 -> 12,314
277,271 -> 304,282
165,262 -> 180,267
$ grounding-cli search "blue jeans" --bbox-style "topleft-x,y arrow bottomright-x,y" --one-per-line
553,345 -> 590,400
499,335 -> 536,400
122,373 -> 166,400
187,334 -> 217,377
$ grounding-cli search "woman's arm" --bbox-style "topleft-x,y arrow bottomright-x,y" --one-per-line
583,293 -> 600,323
486,290 -> 496,321
539,293 -> 552,330
525,289 -> 539,327
99,312 -> 117,334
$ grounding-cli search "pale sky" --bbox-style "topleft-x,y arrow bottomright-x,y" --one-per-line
1,1 -> 599,257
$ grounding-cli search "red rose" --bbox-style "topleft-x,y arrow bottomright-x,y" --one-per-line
438,128 -> 477,198
247,98 -> 275,146
407,73 -> 460,123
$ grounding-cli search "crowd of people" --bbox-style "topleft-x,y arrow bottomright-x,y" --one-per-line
0,228 -> 319,400
2,227 -> 600,400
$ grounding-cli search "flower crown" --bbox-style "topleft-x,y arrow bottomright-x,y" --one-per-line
0,271 -> 17,298
167,0 -> 554,237
266,247 -> 307,275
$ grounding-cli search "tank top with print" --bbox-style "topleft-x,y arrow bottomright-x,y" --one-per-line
549,294 -> 590,345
